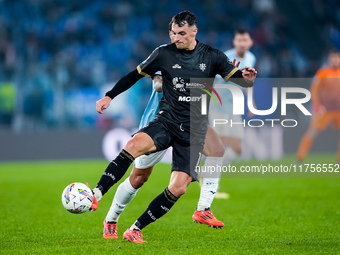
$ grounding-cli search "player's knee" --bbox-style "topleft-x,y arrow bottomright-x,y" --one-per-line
125,140 -> 138,152
168,185 -> 187,197
204,142 -> 225,157
130,174 -> 149,189
173,187 -> 187,197
125,139 -> 145,156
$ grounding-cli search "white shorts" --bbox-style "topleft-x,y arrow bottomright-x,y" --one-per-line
134,150 -> 167,169
208,112 -> 245,139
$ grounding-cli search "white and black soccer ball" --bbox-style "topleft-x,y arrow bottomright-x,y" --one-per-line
61,183 -> 93,214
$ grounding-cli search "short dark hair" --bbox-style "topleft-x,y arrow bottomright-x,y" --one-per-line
170,11 -> 197,29
168,19 -> 173,31
235,28 -> 249,35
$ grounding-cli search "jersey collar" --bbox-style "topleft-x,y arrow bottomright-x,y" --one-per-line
177,40 -> 199,54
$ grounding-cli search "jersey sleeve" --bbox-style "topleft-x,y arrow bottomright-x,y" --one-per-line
136,46 -> 164,78
215,50 -> 239,79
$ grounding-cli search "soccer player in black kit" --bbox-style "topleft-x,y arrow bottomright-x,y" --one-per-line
91,11 -> 257,243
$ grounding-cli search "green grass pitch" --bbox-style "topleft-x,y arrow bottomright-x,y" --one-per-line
0,154 -> 339,254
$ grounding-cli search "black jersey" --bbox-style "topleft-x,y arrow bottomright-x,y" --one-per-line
137,41 -> 238,137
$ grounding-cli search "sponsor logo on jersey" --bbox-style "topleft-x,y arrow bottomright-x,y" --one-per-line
172,64 -> 182,69
178,96 -> 202,102
172,77 -> 186,92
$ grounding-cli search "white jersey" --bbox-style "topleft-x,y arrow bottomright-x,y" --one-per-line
139,72 -> 163,129
139,88 -> 163,129
224,49 -> 256,69
211,49 -> 256,115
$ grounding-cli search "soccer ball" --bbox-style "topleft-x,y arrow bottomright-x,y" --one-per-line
61,182 -> 93,214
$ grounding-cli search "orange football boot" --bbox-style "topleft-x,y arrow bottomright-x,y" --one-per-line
192,209 -> 224,228
103,220 -> 118,239
123,229 -> 147,243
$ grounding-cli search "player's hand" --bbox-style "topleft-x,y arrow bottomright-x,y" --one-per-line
232,58 -> 241,68
96,96 -> 112,114
241,66 -> 257,83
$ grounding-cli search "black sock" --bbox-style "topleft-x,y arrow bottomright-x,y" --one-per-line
96,149 -> 134,196
134,187 -> 179,230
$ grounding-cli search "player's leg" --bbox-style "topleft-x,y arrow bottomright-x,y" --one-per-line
215,136 -> 241,200
91,132 -> 156,210
211,137 -> 241,200
296,112 -> 330,162
202,126 -> 225,158
221,136 -> 241,164
123,142 -> 202,243
207,114 -> 244,199
220,115 -> 245,164
296,128 -> 318,162
92,119 -> 172,211
103,167 -> 153,239
123,171 -> 192,243
193,126 -> 224,228
104,151 -> 167,238
105,151 -> 167,222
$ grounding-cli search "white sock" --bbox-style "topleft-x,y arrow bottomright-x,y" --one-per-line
129,223 -> 140,231
105,177 -> 139,222
197,157 -> 222,211
92,187 -> 103,202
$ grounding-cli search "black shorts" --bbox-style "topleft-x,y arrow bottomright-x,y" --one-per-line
137,115 -> 204,181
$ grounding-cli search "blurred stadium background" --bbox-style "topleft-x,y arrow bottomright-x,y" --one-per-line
0,0 -> 339,161
1,2 -> 339,253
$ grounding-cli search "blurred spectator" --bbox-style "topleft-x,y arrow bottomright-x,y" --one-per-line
0,0 -> 338,131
